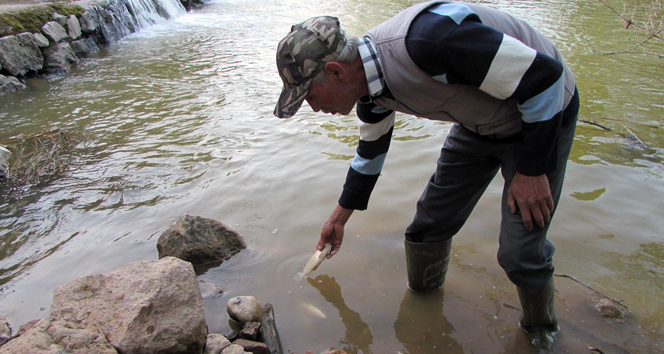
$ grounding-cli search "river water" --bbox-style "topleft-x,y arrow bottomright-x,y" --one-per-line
0,0 -> 663,353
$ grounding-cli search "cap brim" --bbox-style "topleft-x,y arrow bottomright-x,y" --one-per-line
274,79 -> 311,119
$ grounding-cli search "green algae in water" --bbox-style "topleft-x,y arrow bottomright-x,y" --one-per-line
570,187 -> 607,201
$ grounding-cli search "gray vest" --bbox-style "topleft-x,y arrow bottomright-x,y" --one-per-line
365,1 -> 576,137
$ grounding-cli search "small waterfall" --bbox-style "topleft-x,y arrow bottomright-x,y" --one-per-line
89,0 -> 187,44
122,0 -> 187,28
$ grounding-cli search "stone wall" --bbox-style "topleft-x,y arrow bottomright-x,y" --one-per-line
0,0 -> 194,95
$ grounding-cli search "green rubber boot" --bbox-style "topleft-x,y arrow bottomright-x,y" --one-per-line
517,277 -> 559,349
404,239 -> 452,292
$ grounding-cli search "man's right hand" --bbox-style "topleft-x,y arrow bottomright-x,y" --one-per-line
318,204 -> 354,258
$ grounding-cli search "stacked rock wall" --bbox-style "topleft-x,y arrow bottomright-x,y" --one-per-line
0,0 -> 187,95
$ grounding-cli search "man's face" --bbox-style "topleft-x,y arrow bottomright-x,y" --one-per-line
305,80 -> 357,116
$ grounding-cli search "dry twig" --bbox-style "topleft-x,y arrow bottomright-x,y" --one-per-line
554,273 -> 628,309
619,122 -> 649,149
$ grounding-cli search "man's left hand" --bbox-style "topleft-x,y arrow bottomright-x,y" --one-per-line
507,173 -> 554,231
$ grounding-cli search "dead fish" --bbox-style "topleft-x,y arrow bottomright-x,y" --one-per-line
301,243 -> 332,277
302,303 -> 326,319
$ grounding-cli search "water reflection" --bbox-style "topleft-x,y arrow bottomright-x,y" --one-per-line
308,275 -> 374,354
394,289 -> 463,354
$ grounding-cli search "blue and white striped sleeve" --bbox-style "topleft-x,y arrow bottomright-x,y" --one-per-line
338,101 -> 395,210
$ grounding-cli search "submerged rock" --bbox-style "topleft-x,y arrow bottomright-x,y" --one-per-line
198,278 -> 224,299
157,213 -> 247,265
0,75 -> 25,95
595,298 -> 624,319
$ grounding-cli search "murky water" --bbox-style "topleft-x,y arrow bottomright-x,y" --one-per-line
0,0 -> 663,353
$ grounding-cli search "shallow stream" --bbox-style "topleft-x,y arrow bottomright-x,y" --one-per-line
1,0 -> 663,352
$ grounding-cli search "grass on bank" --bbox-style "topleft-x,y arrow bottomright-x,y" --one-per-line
0,3 -> 85,37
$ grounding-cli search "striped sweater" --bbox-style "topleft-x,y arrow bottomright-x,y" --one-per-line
339,1 -> 575,210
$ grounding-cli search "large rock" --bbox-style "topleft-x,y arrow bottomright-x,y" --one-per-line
0,74 -> 26,95
42,42 -> 79,74
0,33 -> 44,76
157,214 -> 247,264
0,317 -> 118,354
48,257 -> 207,354
41,21 -> 69,43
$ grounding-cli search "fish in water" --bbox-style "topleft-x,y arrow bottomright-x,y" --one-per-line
302,303 -> 327,319
301,243 -> 332,277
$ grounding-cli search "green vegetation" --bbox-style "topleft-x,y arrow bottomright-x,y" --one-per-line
0,3 -> 85,37
2,129 -> 82,185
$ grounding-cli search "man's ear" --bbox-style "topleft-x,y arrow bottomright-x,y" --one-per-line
323,61 -> 346,82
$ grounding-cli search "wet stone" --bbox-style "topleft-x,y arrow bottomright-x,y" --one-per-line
595,298 -> 624,319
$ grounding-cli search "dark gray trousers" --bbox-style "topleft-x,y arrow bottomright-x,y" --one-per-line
405,91 -> 579,294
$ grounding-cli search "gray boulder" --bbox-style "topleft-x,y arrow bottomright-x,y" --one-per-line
48,257 -> 207,354
41,21 -> 69,43
67,15 -> 83,40
0,33 -> 44,76
0,75 -> 26,95
42,42 -> 79,74
71,37 -> 100,57
157,214 -> 247,265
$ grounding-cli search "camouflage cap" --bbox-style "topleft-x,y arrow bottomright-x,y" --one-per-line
274,16 -> 347,118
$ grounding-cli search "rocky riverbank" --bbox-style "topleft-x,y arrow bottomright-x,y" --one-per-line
0,0 -> 200,95
0,214 -> 348,354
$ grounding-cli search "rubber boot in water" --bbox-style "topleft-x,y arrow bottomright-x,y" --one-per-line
517,277 -> 559,349
404,239 -> 452,292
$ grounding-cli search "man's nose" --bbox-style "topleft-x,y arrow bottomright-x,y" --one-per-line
306,99 -> 321,112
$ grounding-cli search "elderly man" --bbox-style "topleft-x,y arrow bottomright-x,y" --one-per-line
274,0 -> 578,346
